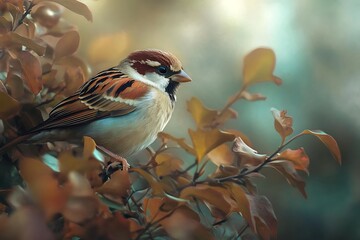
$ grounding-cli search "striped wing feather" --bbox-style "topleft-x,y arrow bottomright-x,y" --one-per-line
30,68 -> 149,133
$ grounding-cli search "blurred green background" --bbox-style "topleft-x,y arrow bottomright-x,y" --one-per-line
68,0 -> 359,239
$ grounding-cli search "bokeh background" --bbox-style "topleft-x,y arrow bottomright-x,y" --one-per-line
67,0 -> 359,239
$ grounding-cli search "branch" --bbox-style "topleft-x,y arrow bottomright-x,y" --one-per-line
13,2 -> 34,31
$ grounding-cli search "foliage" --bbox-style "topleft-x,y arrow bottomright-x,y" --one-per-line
0,1 -> 341,240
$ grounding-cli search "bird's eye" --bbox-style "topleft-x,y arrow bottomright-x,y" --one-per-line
157,66 -> 168,75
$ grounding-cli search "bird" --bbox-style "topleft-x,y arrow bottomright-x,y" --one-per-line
0,49 -> 192,169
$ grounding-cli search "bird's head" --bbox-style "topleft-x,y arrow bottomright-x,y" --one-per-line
119,49 -> 191,100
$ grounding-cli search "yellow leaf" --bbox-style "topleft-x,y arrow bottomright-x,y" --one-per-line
0,92 -> 21,119
83,136 -> 96,160
243,48 -> 282,87
187,97 -> 236,129
155,153 -> 183,177
189,128 -> 235,162
158,132 -> 195,155
301,130 -> 342,164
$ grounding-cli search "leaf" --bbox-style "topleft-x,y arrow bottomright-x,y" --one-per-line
241,90 -> 267,101
301,130 -> 342,164
87,32 -> 129,64
273,148 -> 310,174
54,30 -> 80,59
269,161 -> 307,198
15,51 -> 43,94
161,205 -> 215,240
19,157 -> 68,217
0,92 -> 21,119
96,170 -> 130,204
155,153 -> 183,177
35,0 -> 93,21
232,137 -> 267,167
0,32 -> 46,56
83,136 -> 96,160
226,183 -> 277,240
131,168 -> 164,196
58,151 -> 88,175
187,97 -> 237,128
158,132 -> 195,155
31,3 -> 61,28
243,48 -> 282,86
55,55 -> 90,79
143,197 -> 171,223
189,128 -> 235,162
271,108 -> 293,144
180,185 -> 237,217
207,143 -> 234,166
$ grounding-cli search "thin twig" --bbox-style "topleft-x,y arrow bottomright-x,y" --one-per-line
13,2 -> 34,31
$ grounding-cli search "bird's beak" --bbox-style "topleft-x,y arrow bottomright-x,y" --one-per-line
171,70 -> 192,83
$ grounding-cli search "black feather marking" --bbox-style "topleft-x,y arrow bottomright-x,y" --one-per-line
165,80 -> 179,102
115,80 -> 135,97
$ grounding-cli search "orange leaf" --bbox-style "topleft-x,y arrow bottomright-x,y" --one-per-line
232,137 -> 267,167
54,30 -> 80,59
0,32 -> 46,56
0,92 -> 21,119
131,168 -> 164,196
269,161 -> 307,198
15,51 -> 43,94
207,143 -> 234,166
274,148 -> 310,174
243,48 -> 282,86
96,170 -> 131,203
180,185 -> 236,217
143,197 -> 170,223
301,130 -> 342,164
271,108 -> 293,144
189,128 -> 235,162
35,0 -> 93,21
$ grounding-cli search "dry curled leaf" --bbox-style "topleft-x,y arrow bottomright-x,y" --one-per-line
233,137 -> 267,167
243,48 -> 282,87
96,170 -> 131,203
241,90 -> 267,101
271,108 -> 293,144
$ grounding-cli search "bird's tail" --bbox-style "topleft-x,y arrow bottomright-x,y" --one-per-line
0,134 -> 33,156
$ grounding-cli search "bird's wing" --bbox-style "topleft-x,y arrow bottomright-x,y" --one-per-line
31,68 -> 150,132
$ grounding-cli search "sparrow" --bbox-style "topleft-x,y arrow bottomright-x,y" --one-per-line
0,49 -> 191,169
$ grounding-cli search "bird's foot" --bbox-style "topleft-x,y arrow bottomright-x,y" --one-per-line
96,145 -> 130,171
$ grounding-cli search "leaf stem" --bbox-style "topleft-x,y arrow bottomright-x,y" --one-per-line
217,85 -> 247,119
